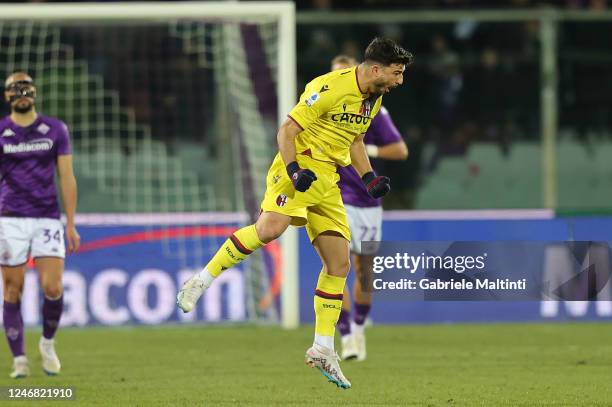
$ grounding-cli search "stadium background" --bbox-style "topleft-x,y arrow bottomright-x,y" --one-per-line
0,1 -> 611,405
1,0 -> 611,324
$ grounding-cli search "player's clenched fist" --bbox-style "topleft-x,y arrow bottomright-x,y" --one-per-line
286,161 -> 317,192
362,171 -> 390,199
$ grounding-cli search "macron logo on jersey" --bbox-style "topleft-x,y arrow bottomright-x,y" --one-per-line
3,138 -> 53,154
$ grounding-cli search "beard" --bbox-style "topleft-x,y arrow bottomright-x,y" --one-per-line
372,79 -> 388,94
13,102 -> 33,114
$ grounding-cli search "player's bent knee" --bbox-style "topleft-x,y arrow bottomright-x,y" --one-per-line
255,216 -> 289,243
256,225 -> 284,243
325,259 -> 351,278
42,284 -> 63,299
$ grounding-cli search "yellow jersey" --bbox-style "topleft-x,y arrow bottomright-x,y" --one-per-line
288,67 -> 383,167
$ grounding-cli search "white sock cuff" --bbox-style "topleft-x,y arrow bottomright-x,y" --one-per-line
14,355 -> 28,363
314,334 -> 335,351
351,321 -> 365,335
197,268 -> 216,287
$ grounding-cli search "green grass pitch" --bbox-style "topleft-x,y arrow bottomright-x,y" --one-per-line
1,323 -> 611,406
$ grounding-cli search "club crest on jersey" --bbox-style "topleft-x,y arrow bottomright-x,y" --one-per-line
304,92 -> 320,107
37,123 -> 50,135
1,128 -> 15,137
359,99 -> 373,117
276,194 -> 288,207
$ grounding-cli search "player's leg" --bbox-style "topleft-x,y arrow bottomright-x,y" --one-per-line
1,217 -> 32,378
2,264 -> 28,378
338,205 -> 366,360
352,254 -> 374,310
31,218 -> 67,375
303,181 -> 353,388
34,258 -> 64,375
178,153 -> 309,313
338,284 -> 356,360
351,253 -> 374,361
349,205 -> 382,361
177,213 -> 286,312
203,211 -> 288,278
305,231 -> 352,389
340,253 -> 375,362
209,210 -> 291,275
312,232 -> 350,350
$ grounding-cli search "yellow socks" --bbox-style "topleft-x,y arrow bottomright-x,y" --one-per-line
204,225 -> 265,277
313,271 -> 347,349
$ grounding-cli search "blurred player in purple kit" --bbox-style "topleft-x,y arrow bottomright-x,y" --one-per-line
0,72 -> 80,378
331,56 -> 409,361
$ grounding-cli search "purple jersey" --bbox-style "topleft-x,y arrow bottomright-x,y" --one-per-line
338,106 -> 402,208
0,114 -> 71,219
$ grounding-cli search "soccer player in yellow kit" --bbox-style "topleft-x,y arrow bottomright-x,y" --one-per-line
177,37 -> 413,389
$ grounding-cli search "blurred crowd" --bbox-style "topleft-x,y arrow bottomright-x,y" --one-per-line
297,7 -> 612,206
297,0 -> 608,10
2,0 -> 611,209
4,0 -> 609,8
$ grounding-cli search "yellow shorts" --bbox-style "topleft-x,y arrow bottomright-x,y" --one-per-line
260,153 -> 351,242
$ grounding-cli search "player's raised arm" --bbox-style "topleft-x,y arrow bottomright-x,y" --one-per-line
350,133 -> 391,199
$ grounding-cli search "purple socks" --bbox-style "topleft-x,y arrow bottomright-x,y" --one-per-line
42,295 -> 63,339
3,295 -> 63,357
3,301 -> 24,357
338,303 -> 372,336
337,309 -> 351,336
354,303 -> 371,326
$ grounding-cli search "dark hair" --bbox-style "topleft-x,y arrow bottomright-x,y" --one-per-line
364,37 -> 413,67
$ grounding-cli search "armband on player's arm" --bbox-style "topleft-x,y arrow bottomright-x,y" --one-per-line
362,171 -> 390,199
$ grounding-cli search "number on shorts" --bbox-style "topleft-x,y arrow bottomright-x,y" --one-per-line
43,229 -> 61,243
359,226 -> 378,241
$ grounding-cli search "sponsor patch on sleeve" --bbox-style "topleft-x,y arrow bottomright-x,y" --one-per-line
304,92 -> 320,107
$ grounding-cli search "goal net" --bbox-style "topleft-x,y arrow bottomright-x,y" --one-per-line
0,2 -> 297,326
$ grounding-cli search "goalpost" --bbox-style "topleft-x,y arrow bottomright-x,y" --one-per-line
0,2 -> 299,328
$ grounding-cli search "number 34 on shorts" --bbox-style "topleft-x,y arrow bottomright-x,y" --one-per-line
0,217 -> 66,266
